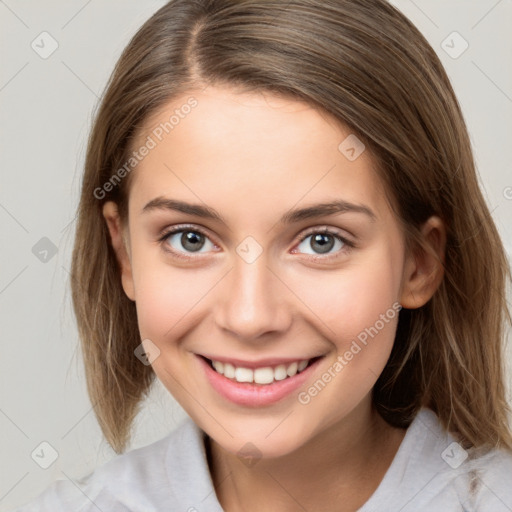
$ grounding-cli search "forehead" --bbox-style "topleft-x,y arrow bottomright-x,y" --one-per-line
128,86 -> 391,225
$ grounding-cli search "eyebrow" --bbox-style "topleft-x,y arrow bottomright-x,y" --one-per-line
142,197 -> 376,224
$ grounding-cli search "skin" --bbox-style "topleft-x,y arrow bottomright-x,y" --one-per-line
103,85 -> 446,511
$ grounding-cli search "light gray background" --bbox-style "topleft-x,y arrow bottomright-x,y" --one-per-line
1,1 -> 511,510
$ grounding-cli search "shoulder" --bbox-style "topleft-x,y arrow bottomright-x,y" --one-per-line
361,408 -> 512,512
460,443 -> 512,511
418,409 -> 512,511
10,417 -> 218,512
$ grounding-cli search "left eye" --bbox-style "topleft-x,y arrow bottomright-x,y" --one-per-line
295,230 -> 348,256
162,227 -> 215,254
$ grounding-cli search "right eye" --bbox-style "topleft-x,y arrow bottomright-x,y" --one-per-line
159,225 -> 217,259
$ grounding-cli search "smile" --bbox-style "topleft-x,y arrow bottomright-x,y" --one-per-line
197,354 -> 324,407
209,358 -> 312,384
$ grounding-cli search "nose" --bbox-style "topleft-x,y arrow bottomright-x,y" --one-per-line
214,251 -> 293,342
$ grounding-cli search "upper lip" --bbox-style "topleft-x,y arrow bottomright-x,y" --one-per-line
198,354 -> 323,369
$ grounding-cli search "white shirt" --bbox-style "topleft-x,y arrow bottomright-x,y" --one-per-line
11,408 -> 512,511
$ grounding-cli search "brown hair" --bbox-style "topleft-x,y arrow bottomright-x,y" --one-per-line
71,0 -> 512,453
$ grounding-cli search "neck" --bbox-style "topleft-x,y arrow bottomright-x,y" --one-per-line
206,399 -> 406,512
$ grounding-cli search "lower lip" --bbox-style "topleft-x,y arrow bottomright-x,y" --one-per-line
198,355 -> 323,407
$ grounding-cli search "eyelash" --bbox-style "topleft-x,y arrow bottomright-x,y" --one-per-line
158,224 -> 355,262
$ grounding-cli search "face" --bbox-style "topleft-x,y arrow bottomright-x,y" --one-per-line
104,85 -> 425,458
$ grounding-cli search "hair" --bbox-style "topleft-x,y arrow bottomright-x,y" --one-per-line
70,0 -> 512,454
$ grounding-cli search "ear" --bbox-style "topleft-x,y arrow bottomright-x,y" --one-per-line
400,215 -> 446,309
102,201 -> 135,301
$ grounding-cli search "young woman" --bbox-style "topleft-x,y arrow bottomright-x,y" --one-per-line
13,1 -> 512,510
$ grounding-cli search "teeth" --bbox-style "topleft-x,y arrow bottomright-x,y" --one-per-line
286,362 -> 298,377
212,360 -> 224,374
274,365 -> 288,381
254,367 -> 274,384
224,363 -> 235,379
235,367 -> 253,383
210,358 -> 312,384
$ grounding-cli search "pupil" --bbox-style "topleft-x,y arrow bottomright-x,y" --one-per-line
182,231 -> 204,252
312,233 -> 334,254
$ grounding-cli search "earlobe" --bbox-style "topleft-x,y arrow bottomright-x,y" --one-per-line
399,216 -> 446,309
102,201 -> 135,301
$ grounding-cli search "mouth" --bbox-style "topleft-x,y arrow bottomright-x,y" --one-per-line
201,355 -> 322,384
197,354 -> 325,407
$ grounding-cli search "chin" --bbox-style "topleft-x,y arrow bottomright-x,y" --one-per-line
200,413 -> 316,461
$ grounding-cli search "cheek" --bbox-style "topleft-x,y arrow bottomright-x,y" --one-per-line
133,264 -> 208,340
128,234 -> 208,335
296,283 -> 400,430
130,260 -> 213,406
291,245 -> 402,343
295,244 -> 404,419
